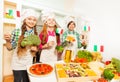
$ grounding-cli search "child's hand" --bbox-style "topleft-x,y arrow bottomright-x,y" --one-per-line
82,40 -> 87,46
4,33 -> 11,42
43,41 -> 55,49
31,46 -> 38,52
48,41 -> 55,47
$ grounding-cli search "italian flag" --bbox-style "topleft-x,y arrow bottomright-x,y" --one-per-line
56,28 -> 63,34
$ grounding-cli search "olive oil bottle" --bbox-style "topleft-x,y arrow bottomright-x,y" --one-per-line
64,50 -> 72,63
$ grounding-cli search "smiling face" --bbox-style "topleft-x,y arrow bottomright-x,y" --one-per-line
25,16 -> 37,28
46,18 -> 56,27
67,21 -> 76,31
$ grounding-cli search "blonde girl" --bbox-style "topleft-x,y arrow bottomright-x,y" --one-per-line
4,9 -> 39,82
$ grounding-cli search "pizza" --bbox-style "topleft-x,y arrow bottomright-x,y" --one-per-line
28,63 -> 53,76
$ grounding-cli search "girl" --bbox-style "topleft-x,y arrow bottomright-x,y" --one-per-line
4,9 -> 39,82
38,10 -> 60,63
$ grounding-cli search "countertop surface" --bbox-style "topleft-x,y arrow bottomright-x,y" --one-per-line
27,61 -> 120,82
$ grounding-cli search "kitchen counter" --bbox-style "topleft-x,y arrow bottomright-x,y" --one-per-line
27,61 -> 120,82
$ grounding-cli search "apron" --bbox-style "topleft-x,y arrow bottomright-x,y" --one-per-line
40,35 -> 57,63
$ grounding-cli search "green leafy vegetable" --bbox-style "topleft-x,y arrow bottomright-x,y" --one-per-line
111,58 -> 120,73
77,50 -> 93,62
21,35 -> 41,47
56,45 -> 64,52
103,68 -> 114,80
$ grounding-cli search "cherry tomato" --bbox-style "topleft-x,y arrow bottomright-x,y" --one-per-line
105,61 -> 111,65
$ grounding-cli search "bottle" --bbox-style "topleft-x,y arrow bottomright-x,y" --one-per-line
64,50 -> 72,63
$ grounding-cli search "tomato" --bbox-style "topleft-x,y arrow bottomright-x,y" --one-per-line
97,78 -> 108,82
79,58 -> 87,63
105,61 -> 111,65
117,72 -> 120,76
74,57 -> 87,63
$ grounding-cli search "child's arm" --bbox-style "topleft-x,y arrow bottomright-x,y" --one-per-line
38,33 -> 49,49
61,31 -> 67,43
76,32 -> 82,48
4,33 -> 12,50
4,29 -> 19,50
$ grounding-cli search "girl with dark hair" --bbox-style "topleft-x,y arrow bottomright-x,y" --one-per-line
4,9 -> 39,82
62,16 -> 83,60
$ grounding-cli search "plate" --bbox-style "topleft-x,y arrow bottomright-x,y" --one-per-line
27,63 -> 53,77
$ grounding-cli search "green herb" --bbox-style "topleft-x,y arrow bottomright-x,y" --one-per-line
56,45 -> 64,52
103,68 -> 114,80
77,50 -> 93,62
